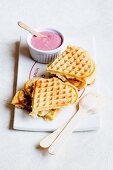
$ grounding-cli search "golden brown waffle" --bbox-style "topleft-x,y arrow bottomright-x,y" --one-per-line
12,91 -> 24,109
31,77 -> 78,114
65,71 -> 96,88
12,77 -> 78,120
24,78 -> 38,97
12,90 -> 31,110
47,46 -> 95,79
12,89 -> 58,119
67,79 -> 87,89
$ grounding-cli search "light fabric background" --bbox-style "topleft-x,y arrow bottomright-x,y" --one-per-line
0,0 -> 113,170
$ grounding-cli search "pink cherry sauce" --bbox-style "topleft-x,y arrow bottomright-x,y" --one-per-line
31,31 -> 62,51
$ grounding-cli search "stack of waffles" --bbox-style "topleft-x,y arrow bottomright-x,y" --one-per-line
12,45 -> 96,121
12,77 -> 78,120
47,46 -> 96,89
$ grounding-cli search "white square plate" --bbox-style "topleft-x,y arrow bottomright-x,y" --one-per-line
13,36 -> 100,132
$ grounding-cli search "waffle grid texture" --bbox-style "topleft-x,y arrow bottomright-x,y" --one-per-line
31,77 -> 78,112
47,46 -> 95,79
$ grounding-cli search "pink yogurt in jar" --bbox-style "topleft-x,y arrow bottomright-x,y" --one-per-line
31,31 -> 62,51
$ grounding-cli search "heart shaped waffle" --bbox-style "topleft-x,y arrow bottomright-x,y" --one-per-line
47,46 -> 95,79
31,77 -> 78,114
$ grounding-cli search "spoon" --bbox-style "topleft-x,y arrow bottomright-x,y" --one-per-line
40,93 -> 100,154
39,105 -> 98,149
18,21 -> 47,38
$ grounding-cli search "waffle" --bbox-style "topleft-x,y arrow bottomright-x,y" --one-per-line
31,77 -> 78,115
12,91 -> 24,109
12,90 -> 32,111
12,81 -> 56,119
24,78 -> 38,97
12,89 -> 59,119
47,46 -> 95,79
67,78 -> 87,89
47,46 -> 95,89
12,78 -> 78,120
30,109 -> 58,120
44,109 -> 59,120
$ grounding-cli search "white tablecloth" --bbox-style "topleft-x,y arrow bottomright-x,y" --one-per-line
0,0 -> 113,170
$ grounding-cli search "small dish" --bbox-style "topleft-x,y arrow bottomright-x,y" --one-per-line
27,28 -> 64,64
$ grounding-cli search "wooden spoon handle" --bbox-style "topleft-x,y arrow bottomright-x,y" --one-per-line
48,110 -> 83,155
40,105 -> 99,149
40,124 -> 65,148
18,21 -> 46,38
40,110 -> 84,149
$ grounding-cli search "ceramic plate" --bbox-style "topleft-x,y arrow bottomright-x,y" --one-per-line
13,36 -> 100,131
